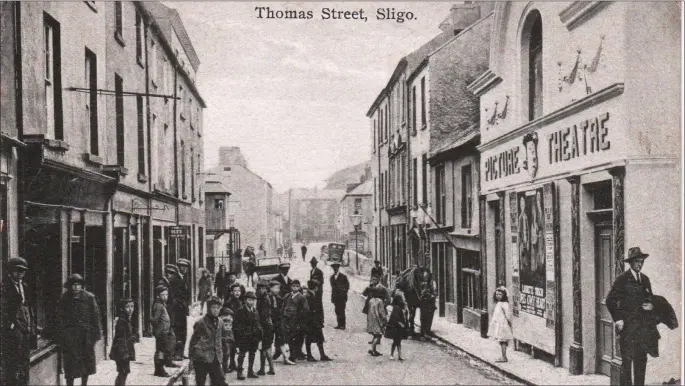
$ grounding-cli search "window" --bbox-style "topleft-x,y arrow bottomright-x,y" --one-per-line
191,148 -> 195,202
85,48 -> 98,155
413,157 -> 418,207
385,107 -> 389,140
526,10 -> 543,121
379,172 -> 384,208
189,98 -> 194,129
379,109 -> 383,143
150,39 -> 158,85
179,86 -> 185,120
135,11 -> 143,66
401,81 -> 406,123
373,177 -> 377,211
408,86 -> 413,134
420,77 -> 426,127
421,154 -> 427,206
136,96 -> 145,175
114,1 -> 123,43
354,198 -> 362,210
373,119 -> 376,151
181,140 -> 186,198
435,165 -> 446,225
214,199 -> 224,209
44,14 -> 63,140
115,74 -> 124,166
461,164 -> 473,228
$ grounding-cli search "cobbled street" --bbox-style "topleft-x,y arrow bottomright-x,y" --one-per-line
180,258 -> 519,385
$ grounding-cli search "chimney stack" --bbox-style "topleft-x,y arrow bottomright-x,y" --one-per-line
438,1 -> 481,35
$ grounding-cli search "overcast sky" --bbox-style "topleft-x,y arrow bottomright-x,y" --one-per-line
167,1 -> 455,193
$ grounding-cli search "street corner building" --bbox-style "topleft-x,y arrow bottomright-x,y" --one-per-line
0,1 -> 206,384
475,2 -> 681,383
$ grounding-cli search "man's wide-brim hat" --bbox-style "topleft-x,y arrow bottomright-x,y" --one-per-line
177,258 -> 191,268
64,273 -> 85,288
310,257 -> 318,264
625,246 -> 649,262
6,257 -> 28,271
279,262 -> 291,269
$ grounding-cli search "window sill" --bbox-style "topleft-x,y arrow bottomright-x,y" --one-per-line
421,123 -> 427,130
137,58 -> 145,69
180,113 -> 186,121
103,164 -> 129,176
45,139 -> 70,151
84,1 -> 97,12
115,32 -> 126,47
138,173 -> 148,183
83,153 -> 103,166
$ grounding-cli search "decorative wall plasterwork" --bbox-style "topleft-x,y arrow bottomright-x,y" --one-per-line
484,95 -> 509,129
556,35 -> 605,98
558,1 -> 610,31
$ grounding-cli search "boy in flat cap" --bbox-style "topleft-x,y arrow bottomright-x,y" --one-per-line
281,280 -> 309,362
219,307 -> 235,373
110,298 -> 137,386
1,257 -> 34,386
233,291 -> 263,380
189,296 -> 228,386
151,285 -> 177,376
256,281 -> 276,375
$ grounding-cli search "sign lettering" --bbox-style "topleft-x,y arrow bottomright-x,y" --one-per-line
548,112 -> 610,165
484,146 -> 520,181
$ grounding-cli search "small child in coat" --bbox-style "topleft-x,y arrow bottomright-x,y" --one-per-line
488,286 -> 514,362
151,285 -> 177,377
189,296 -> 228,386
110,298 -> 137,386
219,307 -> 235,373
386,293 -> 408,361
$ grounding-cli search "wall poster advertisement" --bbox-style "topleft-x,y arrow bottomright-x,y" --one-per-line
509,191 -> 520,317
516,188 -> 546,317
543,183 -> 556,329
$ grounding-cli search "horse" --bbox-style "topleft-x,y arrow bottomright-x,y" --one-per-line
394,266 -> 433,336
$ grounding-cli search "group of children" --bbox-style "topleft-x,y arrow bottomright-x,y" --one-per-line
364,278 -> 410,361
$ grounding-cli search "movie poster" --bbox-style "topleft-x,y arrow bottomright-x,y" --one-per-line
516,188 -> 546,317
509,192 -> 520,316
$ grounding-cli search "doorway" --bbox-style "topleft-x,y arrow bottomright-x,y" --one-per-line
595,223 -> 616,376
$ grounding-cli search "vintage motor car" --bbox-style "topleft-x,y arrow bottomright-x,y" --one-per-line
253,256 -> 282,281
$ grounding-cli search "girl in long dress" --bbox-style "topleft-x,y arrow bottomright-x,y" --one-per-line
366,287 -> 387,357
488,286 -> 514,362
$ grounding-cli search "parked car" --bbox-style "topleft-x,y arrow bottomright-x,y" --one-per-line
325,243 -> 348,267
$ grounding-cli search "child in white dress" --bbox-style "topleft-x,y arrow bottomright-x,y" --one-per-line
488,286 -> 514,362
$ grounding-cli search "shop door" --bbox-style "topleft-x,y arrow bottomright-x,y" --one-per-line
595,224 -> 616,376
129,225 -> 140,334
142,220 -> 152,336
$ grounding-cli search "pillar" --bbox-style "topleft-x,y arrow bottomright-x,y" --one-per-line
105,208 -> 114,346
566,176 -> 583,374
479,195 -> 489,338
608,166 -> 625,385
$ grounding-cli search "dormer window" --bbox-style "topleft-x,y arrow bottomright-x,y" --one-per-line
522,10 -> 543,121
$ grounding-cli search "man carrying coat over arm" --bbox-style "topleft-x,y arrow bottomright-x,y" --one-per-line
605,247 -> 678,386
329,262 -> 350,330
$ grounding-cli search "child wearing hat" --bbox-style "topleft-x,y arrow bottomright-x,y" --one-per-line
233,291 -> 263,380
151,285 -> 176,377
256,281 -> 276,375
189,296 -> 228,386
110,298 -> 137,385
219,307 -> 235,373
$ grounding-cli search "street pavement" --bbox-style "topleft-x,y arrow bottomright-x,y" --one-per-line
179,256 -> 517,385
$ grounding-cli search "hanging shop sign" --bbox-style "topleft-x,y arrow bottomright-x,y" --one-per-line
169,226 -> 187,239
480,107 -> 619,193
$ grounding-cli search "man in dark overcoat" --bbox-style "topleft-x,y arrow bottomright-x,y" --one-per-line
281,280 -> 309,362
309,257 -> 325,305
329,262 -> 350,330
1,257 -> 34,386
233,291 -> 263,380
301,244 -> 307,262
273,262 -> 293,297
58,274 -> 102,386
606,246 -> 656,386
171,261 -> 191,360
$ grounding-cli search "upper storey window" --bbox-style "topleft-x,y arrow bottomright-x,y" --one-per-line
522,10 -> 543,122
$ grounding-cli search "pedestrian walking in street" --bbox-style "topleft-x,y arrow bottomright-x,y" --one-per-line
281,280 -> 309,362
223,282 -> 244,372
198,268 -> 213,314
219,307 -> 235,373
152,285 -> 177,377
189,296 -> 229,386
371,260 -> 383,282
174,259 -> 192,360
386,293 -> 408,361
488,287 -> 513,363
58,273 -> 102,386
301,244 -> 307,262
244,246 -> 257,288
309,257 -> 325,288
268,280 -> 295,364
366,287 -> 387,357
330,261 -> 350,330
273,262 -> 293,297
304,280 -> 332,362
234,291 -> 263,380
1,257 -> 34,386
110,298 -> 137,386
215,265 -> 230,302
418,278 -> 437,340
256,281 -> 276,375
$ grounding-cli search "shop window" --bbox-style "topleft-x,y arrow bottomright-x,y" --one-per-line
214,198 -> 224,209
461,164 -> 473,228
523,10 -> 543,121
461,250 -> 482,310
